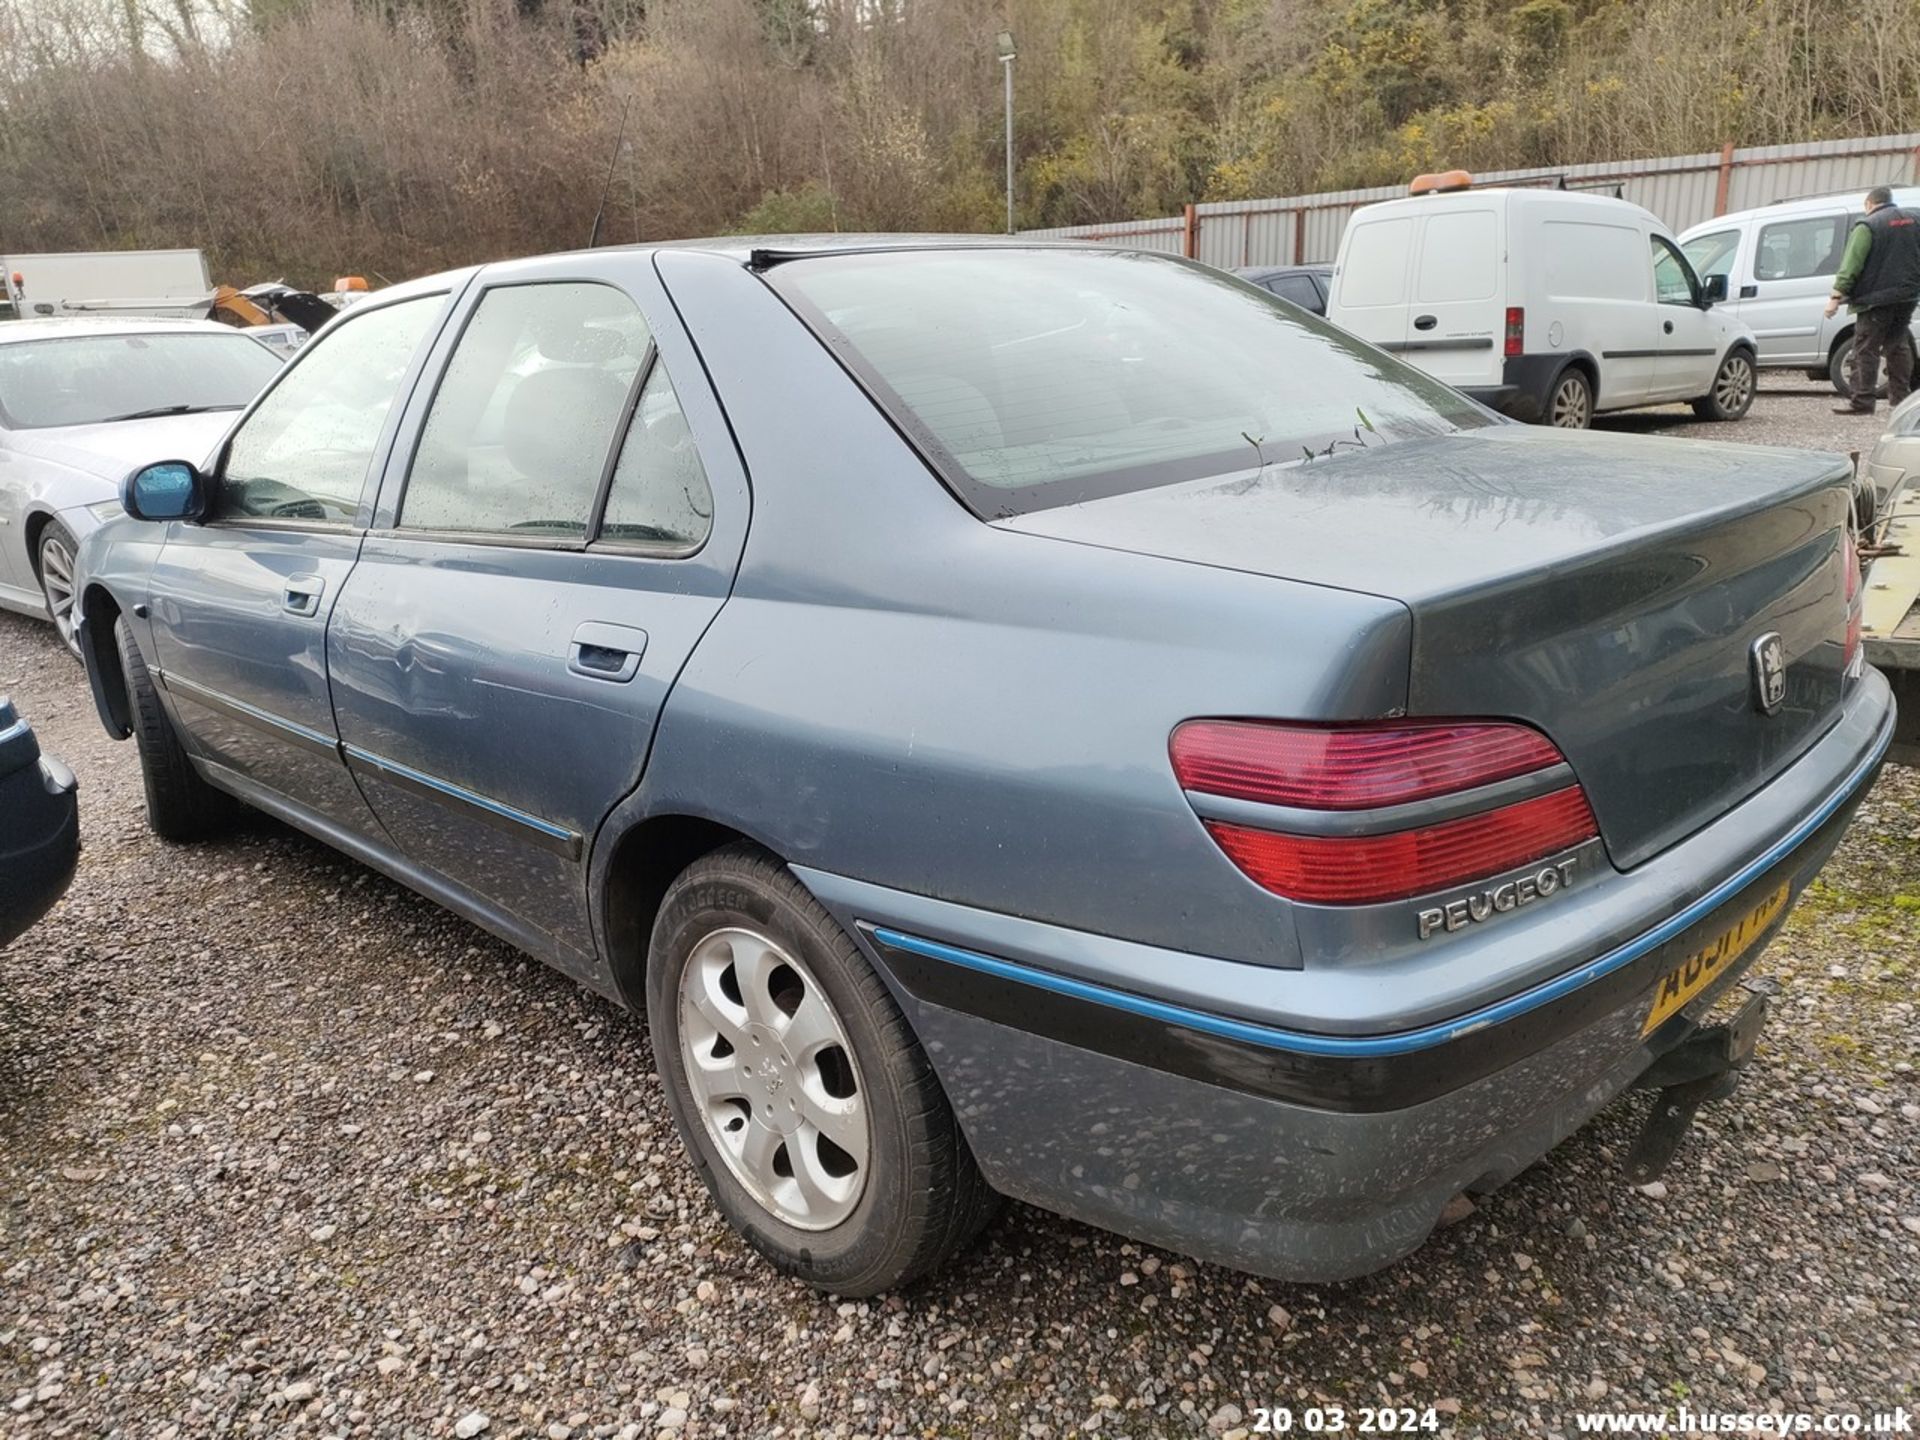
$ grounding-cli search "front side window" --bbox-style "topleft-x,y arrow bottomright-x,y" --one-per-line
0,331 -> 283,431
1754,214 -> 1848,281
399,282 -> 648,539
219,297 -> 442,523
1681,229 -> 1741,282
1651,237 -> 1699,306
773,248 -> 1491,516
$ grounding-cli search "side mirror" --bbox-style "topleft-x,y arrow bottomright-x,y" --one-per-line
1701,273 -> 1728,306
121,461 -> 208,522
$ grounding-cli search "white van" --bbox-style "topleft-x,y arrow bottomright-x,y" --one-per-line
1327,180 -> 1758,428
1678,188 -> 1920,398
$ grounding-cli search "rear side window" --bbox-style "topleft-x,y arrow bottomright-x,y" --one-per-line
400,282 -> 647,539
219,296 -> 441,524
599,364 -> 713,550
1265,273 -> 1323,309
1755,214 -> 1848,281
1542,222 -> 1648,302
1337,218 -> 1415,307
1415,210 -> 1498,302
772,248 -> 1490,516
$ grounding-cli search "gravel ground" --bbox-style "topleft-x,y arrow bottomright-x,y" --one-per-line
3,382 -> 1918,1438
1593,371 -> 1889,452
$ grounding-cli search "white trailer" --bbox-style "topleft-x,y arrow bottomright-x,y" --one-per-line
2,249 -> 215,321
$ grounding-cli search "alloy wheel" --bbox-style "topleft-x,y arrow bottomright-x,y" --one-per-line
37,530 -> 80,657
1550,374 -> 1591,428
1715,354 -> 1754,414
677,926 -> 870,1231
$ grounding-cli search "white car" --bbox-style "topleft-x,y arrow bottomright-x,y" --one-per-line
1678,188 -> 1920,398
0,318 -> 283,654
1327,179 -> 1759,428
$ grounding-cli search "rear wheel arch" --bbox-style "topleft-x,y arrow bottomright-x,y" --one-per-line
596,811 -> 769,1010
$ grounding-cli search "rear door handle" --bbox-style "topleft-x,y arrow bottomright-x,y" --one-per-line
568,621 -> 647,683
1663,320 -> 1674,334
283,575 -> 325,617
1413,314 -> 1437,331
1739,284 -> 1759,299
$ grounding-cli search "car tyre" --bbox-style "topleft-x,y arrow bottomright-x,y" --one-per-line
35,522 -> 82,660
1546,367 -> 1593,429
1692,348 -> 1756,421
1830,332 -> 1894,401
647,843 -> 1000,1295
115,616 -> 235,841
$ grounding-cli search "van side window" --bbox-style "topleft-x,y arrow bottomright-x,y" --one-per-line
399,282 -> 648,540
1681,229 -> 1740,282
1650,237 -> 1698,306
1754,214 -> 1847,282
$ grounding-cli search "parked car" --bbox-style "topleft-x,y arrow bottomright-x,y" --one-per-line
72,239 -> 1889,1295
1234,264 -> 1333,315
0,318 -> 285,654
1679,188 -> 1920,399
1328,178 -> 1759,428
0,697 -> 79,947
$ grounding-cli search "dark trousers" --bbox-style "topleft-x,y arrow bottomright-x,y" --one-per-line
1852,300 -> 1916,409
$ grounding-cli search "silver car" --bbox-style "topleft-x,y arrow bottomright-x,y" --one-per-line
0,317 -> 283,653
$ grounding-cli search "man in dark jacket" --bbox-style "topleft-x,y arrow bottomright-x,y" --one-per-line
1827,186 -> 1920,415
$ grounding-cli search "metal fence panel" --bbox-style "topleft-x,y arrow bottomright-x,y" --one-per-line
1025,132 -> 1920,267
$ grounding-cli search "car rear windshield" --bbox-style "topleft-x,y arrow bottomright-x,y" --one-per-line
769,247 -> 1494,516
0,331 -> 283,430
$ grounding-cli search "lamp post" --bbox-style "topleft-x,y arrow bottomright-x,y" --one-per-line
997,30 -> 1016,234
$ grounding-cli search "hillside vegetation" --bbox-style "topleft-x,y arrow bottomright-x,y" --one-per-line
1,0 -> 1916,286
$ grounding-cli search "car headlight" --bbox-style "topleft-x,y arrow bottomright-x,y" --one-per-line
86,498 -> 124,522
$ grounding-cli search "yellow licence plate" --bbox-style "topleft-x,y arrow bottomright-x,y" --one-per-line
1641,882 -> 1790,1035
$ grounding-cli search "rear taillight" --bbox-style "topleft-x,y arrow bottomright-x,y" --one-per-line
1843,528 -> 1863,678
1171,719 -> 1598,906
1504,306 -> 1525,358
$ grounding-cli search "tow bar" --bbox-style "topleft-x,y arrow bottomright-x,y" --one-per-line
1625,991 -> 1769,1185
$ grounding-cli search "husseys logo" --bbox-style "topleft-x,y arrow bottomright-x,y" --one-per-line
1416,857 -> 1578,940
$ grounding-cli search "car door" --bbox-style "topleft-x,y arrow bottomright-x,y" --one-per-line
326,255 -> 749,969
1649,234 -> 1720,400
144,289 -> 455,839
1741,209 -> 1849,366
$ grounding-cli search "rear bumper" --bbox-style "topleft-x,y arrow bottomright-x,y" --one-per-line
795,670 -> 1894,1280
1461,353 -> 1573,423
0,716 -> 80,948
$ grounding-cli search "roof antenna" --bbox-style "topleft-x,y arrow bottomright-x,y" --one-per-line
587,95 -> 634,249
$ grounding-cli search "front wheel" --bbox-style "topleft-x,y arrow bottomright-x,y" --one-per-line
115,617 -> 236,841
35,522 -> 81,660
1546,367 -> 1593,428
1692,349 -> 1756,420
647,844 -> 999,1295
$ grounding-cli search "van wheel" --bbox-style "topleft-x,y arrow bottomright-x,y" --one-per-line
1832,331 -> 1902,400
647,844 -> 1000,1296
115,617 -> 236,841
1547,368 -> 1592,428
1692,349 -> 1756,420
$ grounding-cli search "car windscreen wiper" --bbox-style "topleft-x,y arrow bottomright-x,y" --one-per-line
100,403 -> 230,423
